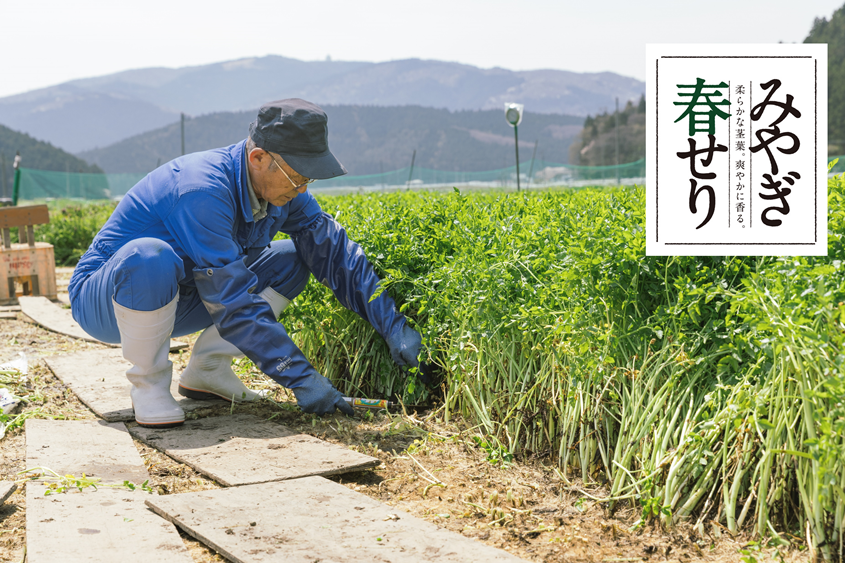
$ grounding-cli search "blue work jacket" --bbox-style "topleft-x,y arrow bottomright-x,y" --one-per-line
69,140 -> 405,388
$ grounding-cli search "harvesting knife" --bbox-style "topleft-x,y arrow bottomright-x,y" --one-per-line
342,397 -> 428,411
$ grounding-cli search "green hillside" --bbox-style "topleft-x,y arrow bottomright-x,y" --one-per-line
804,2 -> 845,152
567,96 -> 645,166
0,124 -> 102,199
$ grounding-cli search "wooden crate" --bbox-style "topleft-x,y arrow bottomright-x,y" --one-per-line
0,205 -> 57,305
0,243 -> 58,305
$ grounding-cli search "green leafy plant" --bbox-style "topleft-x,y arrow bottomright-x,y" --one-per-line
471,435 -> 513,466
275,176 -> 845,556
17,466 -> 152,495
30,202 -> 117,265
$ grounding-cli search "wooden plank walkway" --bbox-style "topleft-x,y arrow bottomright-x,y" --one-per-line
18,295 -> 187,351
0,480 -> 16,504
147,476 -> 526,563
45,349 -> 220,422
25,419 -> 191,562
26,419 -> 150,483
130,414 -> 380,486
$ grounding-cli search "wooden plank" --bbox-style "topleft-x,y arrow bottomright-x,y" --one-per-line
0,312 -> 16,319
44,349 -> 221,422
130,414 -> 380,486
0,480 -> 16,504
25,419 -> 192,562
0,204 -> 49,229
146,477 -> 526,563
18,296 -> 187,351
0,305 -> 21,311
19,295 -> 116,346
25,419 -> 150,483
27,488 -> 192,563
20,295 -> 116,345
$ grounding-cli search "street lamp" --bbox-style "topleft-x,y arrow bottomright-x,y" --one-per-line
12,151 -> 21,206
504,103 -> 524,191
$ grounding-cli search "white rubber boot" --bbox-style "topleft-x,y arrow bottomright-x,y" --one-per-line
113,295 -> 184,428
178,286 -> 290,402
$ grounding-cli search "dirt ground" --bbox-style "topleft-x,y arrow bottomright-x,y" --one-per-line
0,271 -> 806,562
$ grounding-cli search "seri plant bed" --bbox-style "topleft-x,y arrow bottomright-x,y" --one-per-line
275,177 -> 845,559
22,179 -> 844,558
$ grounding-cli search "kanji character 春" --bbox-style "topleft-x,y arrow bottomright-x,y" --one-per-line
674,78 -> 732,136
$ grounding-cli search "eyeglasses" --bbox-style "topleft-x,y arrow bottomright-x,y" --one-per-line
270,154 -> 315,190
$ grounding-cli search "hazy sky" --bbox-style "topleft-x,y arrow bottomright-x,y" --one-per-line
1,0 -> 841,99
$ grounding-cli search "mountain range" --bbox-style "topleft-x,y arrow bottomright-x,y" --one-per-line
78,105 -> 584,175
0,56 -> 644,154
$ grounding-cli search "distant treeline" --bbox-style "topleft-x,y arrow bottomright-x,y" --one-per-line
567,96 -> 645,167
0,124 -> 102,199
567,2 -> 845,162
804,2 -> 845,151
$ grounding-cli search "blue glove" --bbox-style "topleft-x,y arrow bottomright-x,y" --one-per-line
291,373 -> 355,416
386,323 -> 434,386
386,322 -> 422,368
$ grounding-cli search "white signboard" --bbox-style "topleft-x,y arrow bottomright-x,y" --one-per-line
646,44 -> 827,256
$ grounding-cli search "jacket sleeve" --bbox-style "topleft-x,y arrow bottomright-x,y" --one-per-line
164,189 -> 317,389
284,204 -> 407,342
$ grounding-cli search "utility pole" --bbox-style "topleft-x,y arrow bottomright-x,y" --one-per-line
1,154 -> 7,200
12,151 -> 21,206
615,97 -> 620,185
406,150 -> 416,190
181,113 -> 186,156
527,140 -> 538,188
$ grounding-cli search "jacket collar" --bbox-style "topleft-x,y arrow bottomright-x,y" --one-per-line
236,139 -> 283,224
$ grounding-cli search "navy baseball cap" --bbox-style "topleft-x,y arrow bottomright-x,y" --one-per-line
248,98 -> 347,180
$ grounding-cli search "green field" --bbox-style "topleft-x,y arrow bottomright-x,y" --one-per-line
284,180 -> 845,556
31,177 -> 845,557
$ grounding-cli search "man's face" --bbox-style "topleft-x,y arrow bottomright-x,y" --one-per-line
248,148 -> 310,206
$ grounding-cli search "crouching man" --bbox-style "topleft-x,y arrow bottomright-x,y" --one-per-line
68,99 -> 423,427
